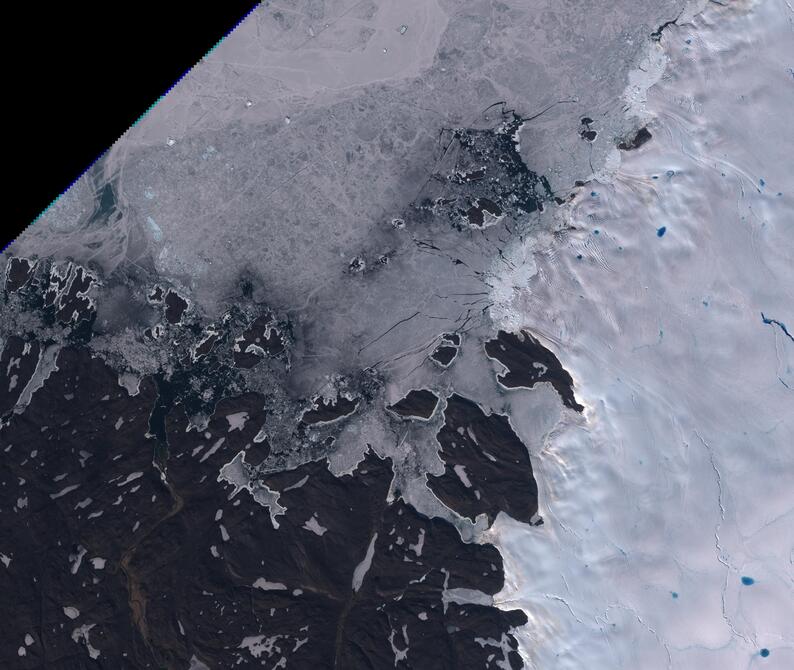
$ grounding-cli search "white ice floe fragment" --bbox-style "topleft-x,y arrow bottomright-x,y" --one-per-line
388,625 -> 409,666
239,634 -> 283,659
252,578 -> 287,591
219,524 -> 230,542
114,416 -> 124,430
116,471 -> 143,487
352,533 -> 378,592
71,623 -> 100,659
17,647 -> 25,657
302,515 -> 328,536
16,496 -> 28,509
13,343 -> 58,414
50,484 -> 80,499
225,412 -> 248,432
418,612 -> 428,621
210,545 -> 220,558
117,372 -> 141,396
6,354 -> 21,374
24,634 -> 34,646
188,655 -> 210,669
178,620 -> 185,636
217,451 -> 286,528
146,216 -> 163,242
87,511 -> 103,519
199,437 -> 225,463
283,475 -> 309,492
69,545 -> 87,574
243,343 -> 266,358
443,588 -> 493,609
409,528 -> 425,557
453,464 -> 472,488
90,557 -> 106,570
75,497 -> 92,510
63,606 -> 80,619
474,633 -> 515,667
1,553 -> 11,568
214,509 -> 223,521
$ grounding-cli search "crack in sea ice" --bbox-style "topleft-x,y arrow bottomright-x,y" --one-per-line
609,602 -> 673,670
761,312 -> 794,343
694,431 -> 752,646
544,594 -> 584,625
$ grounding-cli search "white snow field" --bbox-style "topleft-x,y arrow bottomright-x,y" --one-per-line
489,1 -> 793,668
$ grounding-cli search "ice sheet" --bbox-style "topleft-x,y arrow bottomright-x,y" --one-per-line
489,1 -> 794,667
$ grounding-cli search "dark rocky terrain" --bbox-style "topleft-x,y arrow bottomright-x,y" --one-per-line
485,330 -> 584,412
0,257 -> 579,668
